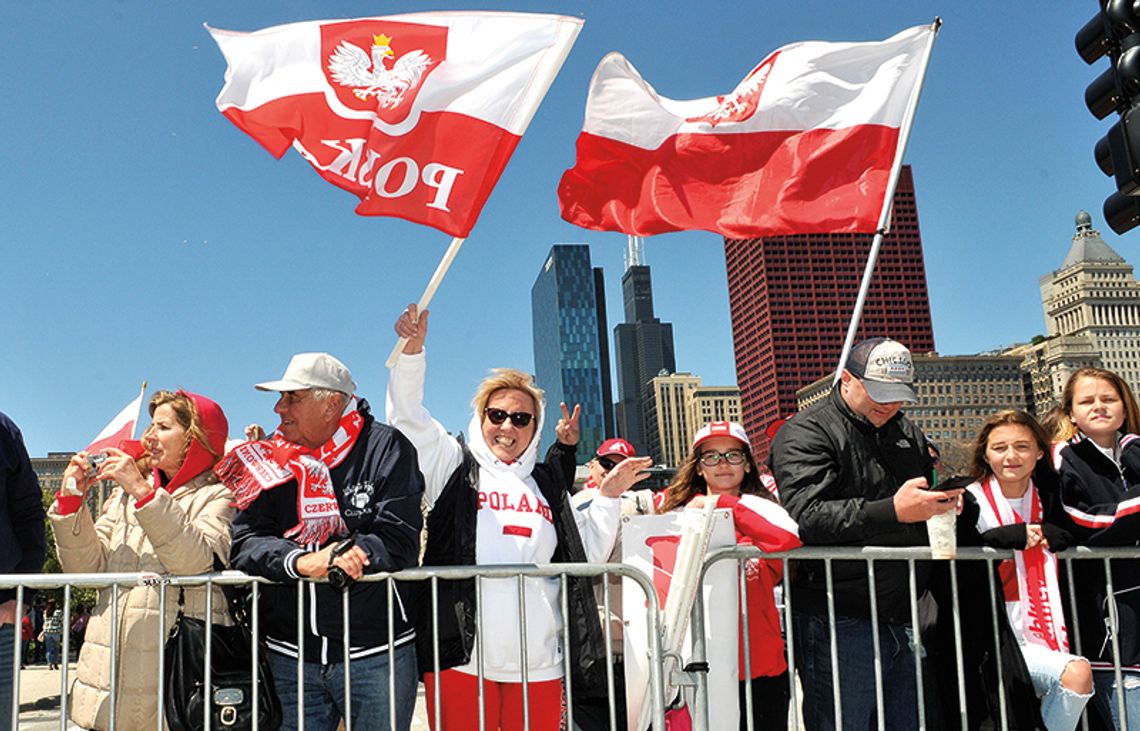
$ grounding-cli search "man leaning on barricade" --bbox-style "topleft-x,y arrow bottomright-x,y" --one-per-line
770,337 -> 962,730
220,353 -> 425,731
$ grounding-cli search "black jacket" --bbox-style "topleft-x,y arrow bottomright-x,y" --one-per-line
770,388 -> 933,624
230,399 -> 425,664
1055,435 -> 1140,669
415,438 -> 609,698
0,412 -> 46,605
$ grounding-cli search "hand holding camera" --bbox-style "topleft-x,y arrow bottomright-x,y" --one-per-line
327,532 -> 362,590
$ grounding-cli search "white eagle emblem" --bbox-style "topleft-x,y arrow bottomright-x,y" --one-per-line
327,33 -> 432,108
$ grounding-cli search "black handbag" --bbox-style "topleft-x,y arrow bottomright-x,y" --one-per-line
163,580 -> 282,731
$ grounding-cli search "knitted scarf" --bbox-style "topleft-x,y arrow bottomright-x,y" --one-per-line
215,409 -> 363,545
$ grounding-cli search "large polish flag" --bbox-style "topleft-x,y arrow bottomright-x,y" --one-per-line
559,25 -> 934,238
209,13 -> 582,238
85,387 -> 145,455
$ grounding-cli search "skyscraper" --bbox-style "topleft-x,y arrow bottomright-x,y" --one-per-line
531,244 -> 611,463
724,165 -> 936,453
1038,210 -> 1140,395
613,236 -> 676,454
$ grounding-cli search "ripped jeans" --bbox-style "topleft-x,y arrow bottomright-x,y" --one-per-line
1093,668 -> 1140,730
1020,643 -> 1093,731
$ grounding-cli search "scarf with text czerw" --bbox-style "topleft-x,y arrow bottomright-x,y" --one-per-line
215,410 -> 363,544
969,476 -> 1068,652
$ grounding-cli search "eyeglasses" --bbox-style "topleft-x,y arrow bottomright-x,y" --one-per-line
483,408 -> 534,428
597,456 -> 622,472
698,449 -> 747,467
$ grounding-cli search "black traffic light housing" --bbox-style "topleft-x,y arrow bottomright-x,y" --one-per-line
1078,0 -> 1140,233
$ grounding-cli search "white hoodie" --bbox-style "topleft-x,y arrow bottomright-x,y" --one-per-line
387,350 -> 620,682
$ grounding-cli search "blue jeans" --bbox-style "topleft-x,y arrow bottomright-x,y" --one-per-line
267,642 -> 418,731
1020,643 -> 1092,731
0,625 -> 13,731
792,611 -> 918,731
43,632 -> 60,666
1093,668 -> 1140,730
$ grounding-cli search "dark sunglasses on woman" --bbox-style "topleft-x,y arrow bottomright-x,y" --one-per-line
483,408 -> 534,428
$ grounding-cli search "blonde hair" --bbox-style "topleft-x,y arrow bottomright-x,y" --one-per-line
471,368 -> 545,422
1054,367 -> 1140,442
148,390 -> 219,460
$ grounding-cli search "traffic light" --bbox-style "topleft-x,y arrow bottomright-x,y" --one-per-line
1077,0 -> 1140,234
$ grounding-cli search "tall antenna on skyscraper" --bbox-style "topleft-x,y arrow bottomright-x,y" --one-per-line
624,234 -> 645,271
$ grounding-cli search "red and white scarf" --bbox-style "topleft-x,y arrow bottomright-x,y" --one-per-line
968,476 -> 1068,652
215,409 -> 363,545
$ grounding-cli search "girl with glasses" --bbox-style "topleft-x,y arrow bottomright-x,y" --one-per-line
388,306 -> 651,731
656,421 -> 801,730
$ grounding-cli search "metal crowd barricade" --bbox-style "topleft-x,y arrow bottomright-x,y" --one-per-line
687,544 -> 1140,731
0,562 -> 666,731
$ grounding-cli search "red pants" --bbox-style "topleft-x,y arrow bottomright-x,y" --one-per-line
423,669 -> 563,731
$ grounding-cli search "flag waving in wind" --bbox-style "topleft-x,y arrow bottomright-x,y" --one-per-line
85,384 -> 146,455
209,12 -> 582,237
558,25 -> 934,238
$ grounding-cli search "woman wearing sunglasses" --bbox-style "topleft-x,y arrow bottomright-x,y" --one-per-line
388,306 -> 651,731
656,421 -> 801,731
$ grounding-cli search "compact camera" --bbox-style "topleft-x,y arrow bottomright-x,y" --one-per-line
326,533 -> 358,590
86,453 -> 108,477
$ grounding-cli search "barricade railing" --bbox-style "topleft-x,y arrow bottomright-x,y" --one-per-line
689,544 -> 1140,731
0,562 -> 666,731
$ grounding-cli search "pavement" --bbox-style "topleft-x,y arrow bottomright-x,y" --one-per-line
15,663 -> 433,730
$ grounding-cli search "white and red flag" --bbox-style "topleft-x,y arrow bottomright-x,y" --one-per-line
558,25 -> 934,238
85,384 -> 146,454
209,12 -> 582,237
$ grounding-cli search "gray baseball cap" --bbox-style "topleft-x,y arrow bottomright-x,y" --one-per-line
255,352 -> 357,395
845,338 -> 917,404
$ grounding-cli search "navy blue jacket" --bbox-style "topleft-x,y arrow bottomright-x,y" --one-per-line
230,399 -> 425,664
0,411 -> 46,604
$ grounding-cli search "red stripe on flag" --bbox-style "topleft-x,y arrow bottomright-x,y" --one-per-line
558,124 -> 899,238
223,98 -> 520,237
503,525 -> 532,537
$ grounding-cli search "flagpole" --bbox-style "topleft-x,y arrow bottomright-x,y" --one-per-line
385,236 -> 466,368
832,18 -> 941,385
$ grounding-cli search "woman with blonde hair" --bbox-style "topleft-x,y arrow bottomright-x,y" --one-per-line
1052,367 -> 1140,728
389,306 -> 650,731
49,389 -> 234,730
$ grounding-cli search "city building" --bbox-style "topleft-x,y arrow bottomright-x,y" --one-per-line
531,244 -> 611,463
1036,210 -> 1140,397
643,373 -> 742,467
614,236 -> 676,454
1002,336 -> 1102,416
797,353 -> 1027,472
725,166 -> 936,458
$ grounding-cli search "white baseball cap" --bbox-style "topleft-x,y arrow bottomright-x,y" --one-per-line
255,352 -> 357,395
692,421 -> 752,450
844,338 -> 916,404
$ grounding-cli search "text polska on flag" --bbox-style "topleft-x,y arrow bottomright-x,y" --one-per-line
208,12 -> 582,238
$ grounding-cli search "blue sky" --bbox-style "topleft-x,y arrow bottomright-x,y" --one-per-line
0,2 -> 1121,456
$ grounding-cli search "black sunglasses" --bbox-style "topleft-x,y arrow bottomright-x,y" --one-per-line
597,456 -> 622,471
483,408 -> 534,428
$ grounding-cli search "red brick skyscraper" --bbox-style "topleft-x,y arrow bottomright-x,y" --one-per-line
724,165 -> 935,454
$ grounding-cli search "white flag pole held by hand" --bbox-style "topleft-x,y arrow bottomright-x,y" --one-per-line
385,236 -> 464,367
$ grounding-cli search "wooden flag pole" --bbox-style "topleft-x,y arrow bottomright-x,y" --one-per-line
833,18 -> 941,386
385,236 -> 467,368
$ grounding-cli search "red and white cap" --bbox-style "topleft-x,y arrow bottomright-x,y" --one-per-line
596,438 -> 636,458
692,421 -> 751,450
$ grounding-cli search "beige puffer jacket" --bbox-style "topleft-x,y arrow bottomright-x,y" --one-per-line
48,471 -> 235,731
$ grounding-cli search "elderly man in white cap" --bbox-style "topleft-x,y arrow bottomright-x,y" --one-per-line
220,352 -> 425,731
769,337 -> 963,731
